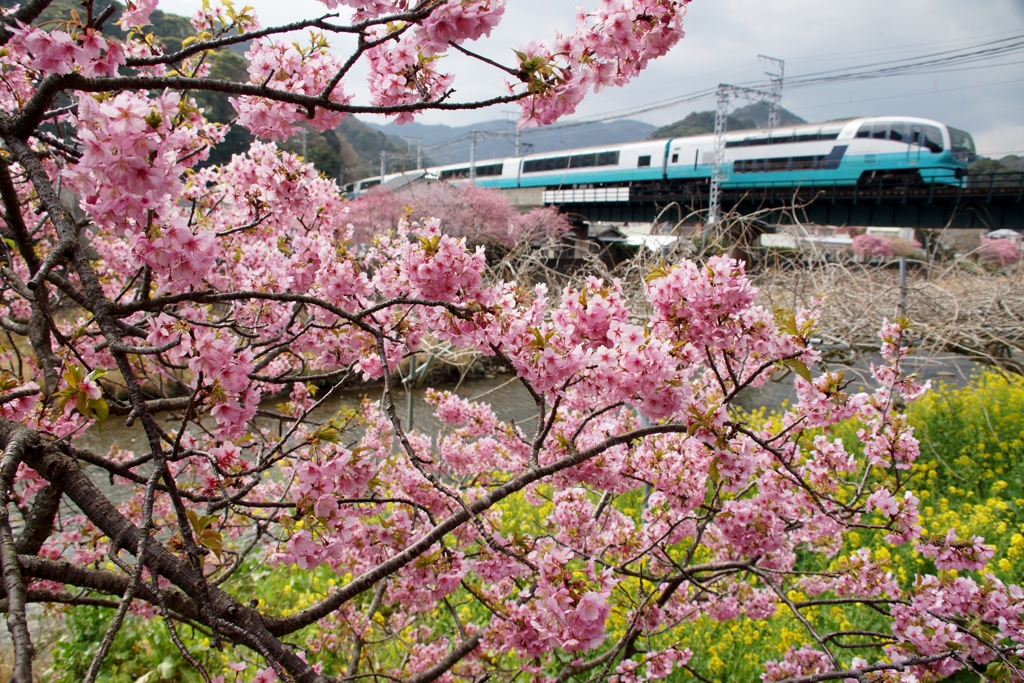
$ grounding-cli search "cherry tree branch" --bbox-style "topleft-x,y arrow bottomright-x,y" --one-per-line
0,430 -> 35,683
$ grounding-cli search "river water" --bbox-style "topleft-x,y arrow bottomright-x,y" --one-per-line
72,351 -> 982,477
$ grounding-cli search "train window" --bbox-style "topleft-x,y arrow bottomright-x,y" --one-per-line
524,151 -> 619,173
921,126 -> 942,152
671,153 -> 679,163
872,122 -> 889,139
570,153 -> 596,168
637,155 -> 651,167
362,179 -> 380,189
855,123 -> 872,138
523,157 -> 564,173
923,126 -> 944,153
735,156 -> 804,173
475,163 -> 504,176
728,131 -> 840,147
949,127 -> 975,161
439,167 -> 471,179
790,156 -> 816,171
889,122 -> 909,142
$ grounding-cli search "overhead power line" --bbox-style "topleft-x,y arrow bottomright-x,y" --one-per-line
561,33 -> 1024,128
418,33 -> 1024,155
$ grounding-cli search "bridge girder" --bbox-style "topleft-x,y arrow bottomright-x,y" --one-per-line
508,173 -> 1024,230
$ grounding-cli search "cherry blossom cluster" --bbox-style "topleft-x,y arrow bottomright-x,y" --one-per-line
529,546 -> 616,653
889,573 -> 1024,679
233,38 -> 352,140
515,0 -> 690,126
9,24 -> 124,77
762,646 -> 834,683
119,0 -> 160,29
363,33 -> 455,125
918,527 -> 996,571
64,90 -> 224,292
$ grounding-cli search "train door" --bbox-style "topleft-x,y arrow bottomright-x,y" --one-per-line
907,125 -> 923,166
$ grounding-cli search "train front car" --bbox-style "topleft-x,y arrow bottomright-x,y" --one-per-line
664,117 -> 973,190
848,117 -> 973,186
721,120 -> 852,188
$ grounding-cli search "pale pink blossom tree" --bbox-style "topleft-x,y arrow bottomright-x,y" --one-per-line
344,182 -> 571,246
978,238 -> 1022,267
852,233 -> 895,258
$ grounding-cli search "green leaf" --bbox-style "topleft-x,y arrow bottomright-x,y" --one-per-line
315,425 -> 342,444
0,371 -> 20,392
63,366 -> 82,388
186,509 -> 215,535
413,548 -> 442,569
90,398 -> 109,423
75,393 -> 91,418
199,528 -> 223,559
782,358 -> 813,382
145,108 -> 163,129
774,307 -> 799,337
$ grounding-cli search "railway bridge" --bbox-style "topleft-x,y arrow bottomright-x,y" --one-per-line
506,171 -> 1024,230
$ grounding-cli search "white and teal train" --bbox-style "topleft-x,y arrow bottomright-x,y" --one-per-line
343,116 -> 976,197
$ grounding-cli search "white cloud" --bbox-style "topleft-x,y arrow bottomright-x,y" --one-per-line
151,0 -> 1024,148
973,123 -> 1024,158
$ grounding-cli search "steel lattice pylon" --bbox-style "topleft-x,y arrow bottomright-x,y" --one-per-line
709,83 -> 773,224
708,56 -> 785,225
759,55 -> 785,129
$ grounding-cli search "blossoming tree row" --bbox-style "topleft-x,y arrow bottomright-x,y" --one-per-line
0,1 -> 1020,682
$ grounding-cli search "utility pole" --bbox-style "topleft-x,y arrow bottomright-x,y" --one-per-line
758,55 -> 785,129
501,110 -> 522,157
469,130 -> 477,183
404,138 -> 423,170
380,150 -> 386,178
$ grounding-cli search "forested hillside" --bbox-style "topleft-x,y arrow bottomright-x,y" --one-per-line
0,0 -> 415,182
651,102 -> 807,138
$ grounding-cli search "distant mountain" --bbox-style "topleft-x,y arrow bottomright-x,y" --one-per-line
0,0 -> 195,50
651,103 -> 807,139
970,155 -> 1024,175
997,155 -> 1024,172
368,119 -> 658,165
277,118 -> 429,186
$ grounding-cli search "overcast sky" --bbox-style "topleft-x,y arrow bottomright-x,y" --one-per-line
157,0 -> 1024,158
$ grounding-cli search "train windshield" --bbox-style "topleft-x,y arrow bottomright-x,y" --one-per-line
949,127 -> 976,162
